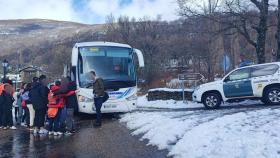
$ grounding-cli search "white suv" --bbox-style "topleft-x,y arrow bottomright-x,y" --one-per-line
192,62 -> 280,109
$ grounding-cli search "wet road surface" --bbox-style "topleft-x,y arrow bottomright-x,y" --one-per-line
0,114 -> 168,158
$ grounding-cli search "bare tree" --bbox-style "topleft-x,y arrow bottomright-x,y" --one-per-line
178,0 -> 223,80
229,0 -> 269,63
178,0 -> 270,64
277,0 -> 280,61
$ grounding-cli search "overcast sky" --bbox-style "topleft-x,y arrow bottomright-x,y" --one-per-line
0,0 -> 179,24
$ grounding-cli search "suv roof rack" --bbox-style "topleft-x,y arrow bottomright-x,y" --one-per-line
239,61 -> 254,68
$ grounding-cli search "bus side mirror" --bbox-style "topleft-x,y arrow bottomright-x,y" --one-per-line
134,49 -> 145,67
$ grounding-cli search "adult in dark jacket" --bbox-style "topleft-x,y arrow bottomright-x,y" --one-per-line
91,71 -> 105,127
53,76 -> 78,134
0,83 -> 16,129
29,75 -> 49,134
0,79 -> 15,129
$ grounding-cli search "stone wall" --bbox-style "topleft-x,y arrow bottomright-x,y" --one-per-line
147,88 -> 193,101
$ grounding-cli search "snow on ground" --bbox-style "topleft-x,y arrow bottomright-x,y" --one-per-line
137,95 -> 262,109
169,109 -> 280,158
137,95 -> 202,109
148,88 -> 194,92
121,106 -> 280,158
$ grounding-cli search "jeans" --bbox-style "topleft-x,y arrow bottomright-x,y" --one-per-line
94,97 -> 103,124
2,107 -> 13,127
22,107 -> 30,125
48,109 -> 61,132
17,105 -> 23,124
59,107 -> 67,132
66,108 -> 75,132
15,107 -> 19,122
34,108 -> 46,128
0,107 -> 3,127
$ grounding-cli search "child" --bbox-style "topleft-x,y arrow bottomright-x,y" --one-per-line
13,89 -> 20,124
21,83 -> 32,128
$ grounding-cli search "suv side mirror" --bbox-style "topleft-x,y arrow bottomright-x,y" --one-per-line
224,76 -> 230,82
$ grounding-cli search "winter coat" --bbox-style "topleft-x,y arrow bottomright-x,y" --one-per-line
53,81 -> 78,109
0,83 -> 15,111
29,82 -> 49,110
22,90 -> 32,104
48,85 -> 64,108
0,91 -> 15,111
93,78 -> 105,97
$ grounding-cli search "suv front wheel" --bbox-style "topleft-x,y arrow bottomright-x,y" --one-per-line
263,87 -> 280,105
202,93 -> 222,109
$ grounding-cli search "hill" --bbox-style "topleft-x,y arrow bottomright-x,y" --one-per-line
0,19 -> 105,79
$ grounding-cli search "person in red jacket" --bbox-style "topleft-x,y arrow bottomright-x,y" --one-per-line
47,81 -> 75,136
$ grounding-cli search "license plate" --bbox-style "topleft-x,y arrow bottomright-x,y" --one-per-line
104,104 -> 117,108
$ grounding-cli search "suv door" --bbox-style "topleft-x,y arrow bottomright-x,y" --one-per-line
223,67 -> 253,98
251,64 -> 279,96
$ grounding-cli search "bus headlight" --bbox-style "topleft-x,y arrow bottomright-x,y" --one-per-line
126,94 -> 137,101
78,95 -> 93,102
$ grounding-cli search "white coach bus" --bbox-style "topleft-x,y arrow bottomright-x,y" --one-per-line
70,41 -> 144,114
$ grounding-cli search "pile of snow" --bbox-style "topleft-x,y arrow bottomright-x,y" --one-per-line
137,95 -> 202,109
137,95 -> 262,109
148,88 -> 193,92
121,108 -> 280,158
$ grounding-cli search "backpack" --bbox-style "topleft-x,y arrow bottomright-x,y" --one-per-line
47,108 -> 58,118
21,100 -> 26,108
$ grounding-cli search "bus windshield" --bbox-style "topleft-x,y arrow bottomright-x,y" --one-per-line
78,46 -> 136,89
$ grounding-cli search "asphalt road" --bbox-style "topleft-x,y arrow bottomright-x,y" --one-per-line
0,114 -> 168,158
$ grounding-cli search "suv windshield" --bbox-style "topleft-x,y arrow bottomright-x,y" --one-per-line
226,68 -> 251,81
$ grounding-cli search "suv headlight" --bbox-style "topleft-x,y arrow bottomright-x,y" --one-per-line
194,85 -> 202,91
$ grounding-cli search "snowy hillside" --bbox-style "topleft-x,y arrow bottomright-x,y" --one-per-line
0,19 -> 102,54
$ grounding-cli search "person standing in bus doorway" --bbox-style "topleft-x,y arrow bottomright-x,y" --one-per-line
30,75 -> 49,134
90,71 -> 105,127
